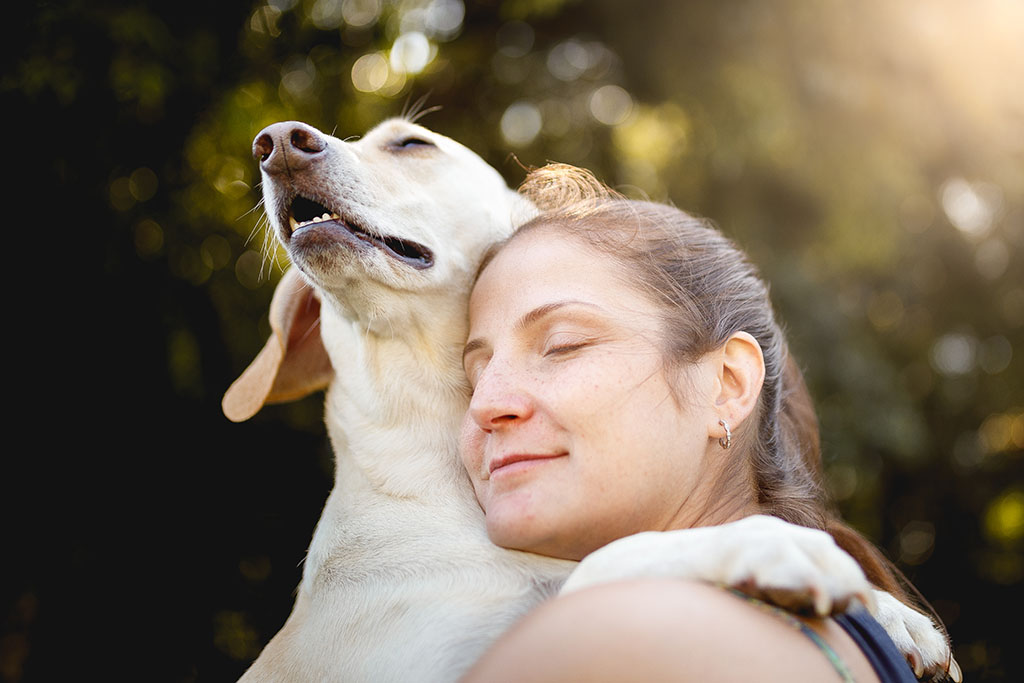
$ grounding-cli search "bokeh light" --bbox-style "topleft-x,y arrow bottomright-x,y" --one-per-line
500,100 -> 542,147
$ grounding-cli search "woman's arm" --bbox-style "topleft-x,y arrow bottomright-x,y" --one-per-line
462,578 -> 881,682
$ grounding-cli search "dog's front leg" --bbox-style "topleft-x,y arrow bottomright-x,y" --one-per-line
560,515 -> 873,615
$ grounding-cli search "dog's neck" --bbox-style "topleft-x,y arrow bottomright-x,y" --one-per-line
318,291 -> 477,502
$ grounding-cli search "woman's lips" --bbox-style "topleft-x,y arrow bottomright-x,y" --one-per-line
488,453 -> 567,476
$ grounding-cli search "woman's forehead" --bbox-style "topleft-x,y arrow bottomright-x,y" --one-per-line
473,232 -> 604,300
469,231 -> 658,331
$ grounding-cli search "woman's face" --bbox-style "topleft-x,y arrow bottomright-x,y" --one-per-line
460,229 -> 723,560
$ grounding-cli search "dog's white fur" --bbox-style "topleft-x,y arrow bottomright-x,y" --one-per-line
224,118 -> 952,681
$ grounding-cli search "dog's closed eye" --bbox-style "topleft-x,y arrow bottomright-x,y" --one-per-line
391,137 -> 436,150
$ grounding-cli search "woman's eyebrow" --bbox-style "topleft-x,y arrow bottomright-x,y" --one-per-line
515,300 -> 603,332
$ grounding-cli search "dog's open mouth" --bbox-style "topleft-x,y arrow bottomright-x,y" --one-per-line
287,196 -> 434,269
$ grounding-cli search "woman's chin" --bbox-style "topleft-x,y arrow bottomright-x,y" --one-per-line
481,486 -> 596,559
485,514 -> 590,560
485,506 -> 556,556
485,511 -> 538,552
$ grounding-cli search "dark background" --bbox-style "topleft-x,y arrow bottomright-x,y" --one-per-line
4,1 -> 1022,681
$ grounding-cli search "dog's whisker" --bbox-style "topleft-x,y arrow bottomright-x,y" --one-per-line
243,223 -> 260,248
244,206 -> 268,234
260,231 -> 281,281
360,319 -> 373,355
408,104 -> 442,124
244,211 -> 269,248
273,243 -> 288,274
401,92 -> 417,120
238,197 -> 266,221
295,316 -> 322,347
402,92 -> 441,124
253,228 -> 271,279
259,223 -> 269,255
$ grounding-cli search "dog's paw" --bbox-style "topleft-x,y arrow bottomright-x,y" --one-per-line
873,590 -> 961,681
561,515 -> 874,617
698,515 -> 877,617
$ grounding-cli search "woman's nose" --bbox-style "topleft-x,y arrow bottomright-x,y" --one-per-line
468,366 -> 534,431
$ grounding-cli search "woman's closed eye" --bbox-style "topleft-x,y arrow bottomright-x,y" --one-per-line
542,333 -> 592,357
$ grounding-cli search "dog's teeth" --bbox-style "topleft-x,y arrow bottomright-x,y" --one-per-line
288,211 -> 343,233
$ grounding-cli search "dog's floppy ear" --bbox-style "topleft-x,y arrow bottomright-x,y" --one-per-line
222,267 -> 333,422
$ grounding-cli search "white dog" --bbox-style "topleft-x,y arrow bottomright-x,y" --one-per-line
223,118 -> 952,681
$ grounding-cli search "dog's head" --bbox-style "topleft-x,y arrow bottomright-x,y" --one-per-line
256,118 -> 533,315
223,118 -> 534,422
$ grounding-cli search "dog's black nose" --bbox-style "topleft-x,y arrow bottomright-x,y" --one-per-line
253,121 -> 327,175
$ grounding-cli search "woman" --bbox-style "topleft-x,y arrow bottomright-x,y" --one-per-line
458,165 -> 953,682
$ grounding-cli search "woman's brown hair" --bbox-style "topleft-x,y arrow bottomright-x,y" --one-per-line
494,163 -> 946,637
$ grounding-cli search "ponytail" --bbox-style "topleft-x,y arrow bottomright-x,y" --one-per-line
776,354 -> 944,626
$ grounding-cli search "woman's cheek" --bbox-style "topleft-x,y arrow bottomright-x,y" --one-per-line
458,414 -> 481,468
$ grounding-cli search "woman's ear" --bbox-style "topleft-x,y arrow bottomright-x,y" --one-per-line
711,331 -> 765,437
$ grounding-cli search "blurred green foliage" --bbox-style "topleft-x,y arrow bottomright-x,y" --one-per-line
6,0 -> 1021,681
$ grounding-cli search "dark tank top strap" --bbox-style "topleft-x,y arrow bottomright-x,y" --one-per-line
834,607 -> 918,683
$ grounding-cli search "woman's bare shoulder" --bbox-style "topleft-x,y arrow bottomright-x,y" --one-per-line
461,578 -> 880,683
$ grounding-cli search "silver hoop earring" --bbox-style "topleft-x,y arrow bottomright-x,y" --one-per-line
718,419 -> 732,450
